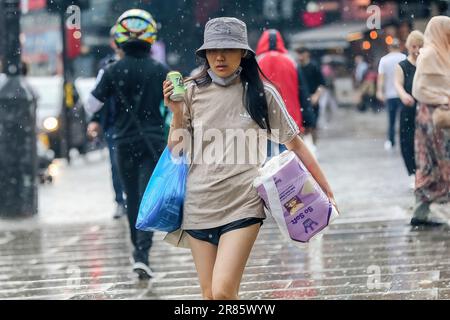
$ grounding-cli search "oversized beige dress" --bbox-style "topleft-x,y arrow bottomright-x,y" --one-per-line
179,81 -> 299,230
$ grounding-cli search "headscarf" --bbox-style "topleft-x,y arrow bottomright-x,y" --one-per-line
412,16 -> 450,105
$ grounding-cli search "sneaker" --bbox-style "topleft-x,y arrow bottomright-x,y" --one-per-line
113,204 -> 126,219
133,262 -> 153,280
384,140 -> 393,151
410,217 -> 448,228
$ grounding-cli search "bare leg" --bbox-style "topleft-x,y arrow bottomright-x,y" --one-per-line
211,223 -> 260,300
187,234 -> 217,300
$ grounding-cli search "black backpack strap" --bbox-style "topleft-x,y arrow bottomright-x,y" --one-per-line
106,68 -> 157,155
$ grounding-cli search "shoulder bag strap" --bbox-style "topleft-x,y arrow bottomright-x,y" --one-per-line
107,68 -> 158,155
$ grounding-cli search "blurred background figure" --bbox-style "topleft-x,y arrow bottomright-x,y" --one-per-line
87,25 -> 126,220
85,9 -> 168,279
394,30 -> 424,189
410,16 -> 450,228
317,75 -> 339,129
256,29 -> 304,156
295,47 -> 326,156
354,55 -> 369,88
356,61 -> 379,113
376,38 -> 406,151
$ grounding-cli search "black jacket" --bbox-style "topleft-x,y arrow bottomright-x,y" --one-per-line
90,54 -> 117,131
92,50 -> 169,145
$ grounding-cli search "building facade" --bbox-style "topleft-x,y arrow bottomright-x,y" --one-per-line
9,0 -> 449,77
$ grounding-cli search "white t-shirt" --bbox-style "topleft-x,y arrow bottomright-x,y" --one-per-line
0,73 -> 6,88
378,52 -> 406,99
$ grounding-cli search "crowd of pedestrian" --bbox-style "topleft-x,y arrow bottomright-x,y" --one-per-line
80,6 -> 448,299
351,16 -> 449,228
374,17 -> 449,227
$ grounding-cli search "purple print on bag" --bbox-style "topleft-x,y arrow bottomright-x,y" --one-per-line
303,218 -> 319,234
254,151 -> 338,243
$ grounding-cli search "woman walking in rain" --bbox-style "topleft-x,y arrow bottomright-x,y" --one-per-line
410,16 -> 450,227
163,17 -> 336,300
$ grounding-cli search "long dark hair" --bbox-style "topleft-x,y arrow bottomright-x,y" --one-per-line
188,53 -> 272,132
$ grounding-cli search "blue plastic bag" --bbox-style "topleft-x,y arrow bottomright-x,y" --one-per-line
136,147 -> 188,233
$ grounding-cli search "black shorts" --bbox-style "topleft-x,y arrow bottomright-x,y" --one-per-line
302,103 -> 318,129
185,218 -> 264,246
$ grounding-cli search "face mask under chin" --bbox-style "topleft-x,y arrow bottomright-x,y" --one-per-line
207,66 -> 242,87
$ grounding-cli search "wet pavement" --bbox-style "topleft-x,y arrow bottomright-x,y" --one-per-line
1,107 -> 449,300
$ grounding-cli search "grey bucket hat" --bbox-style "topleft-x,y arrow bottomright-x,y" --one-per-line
196,17 -> 255,58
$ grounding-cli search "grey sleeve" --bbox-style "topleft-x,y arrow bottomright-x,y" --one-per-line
264,84 -> 300,144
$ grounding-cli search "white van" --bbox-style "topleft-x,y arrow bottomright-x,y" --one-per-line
27,76 -> 88,159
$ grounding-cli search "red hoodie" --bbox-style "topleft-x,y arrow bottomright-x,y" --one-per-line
256,30 -> 303,132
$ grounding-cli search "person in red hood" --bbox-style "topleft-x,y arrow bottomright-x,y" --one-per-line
256,29 -> 304,136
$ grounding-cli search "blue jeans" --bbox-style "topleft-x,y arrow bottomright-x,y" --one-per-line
104,128 -> 125,206
267,140 -> 287,158
386,98 -> 402,146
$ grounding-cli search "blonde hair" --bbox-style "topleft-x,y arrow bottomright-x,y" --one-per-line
406,30 -> 424,48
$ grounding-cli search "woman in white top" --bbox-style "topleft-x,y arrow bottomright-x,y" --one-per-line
394,30 -> 424,185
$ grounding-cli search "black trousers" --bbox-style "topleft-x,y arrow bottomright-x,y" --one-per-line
116,138 -> 163,264
399,104 -> 416,176
387,98 -> 402,146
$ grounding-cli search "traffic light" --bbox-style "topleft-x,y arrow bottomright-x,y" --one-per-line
46,0 -> 89,12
